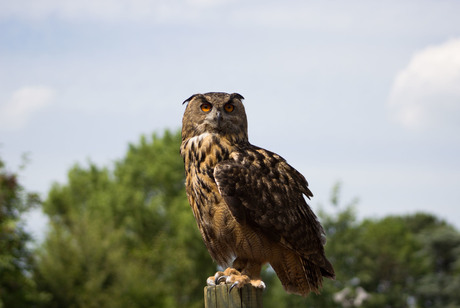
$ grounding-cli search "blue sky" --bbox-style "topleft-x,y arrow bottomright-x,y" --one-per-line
1,0 -> 460,240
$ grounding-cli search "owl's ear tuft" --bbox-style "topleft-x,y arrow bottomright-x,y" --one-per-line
183,94 -> 200,105
230,93 -> 244,101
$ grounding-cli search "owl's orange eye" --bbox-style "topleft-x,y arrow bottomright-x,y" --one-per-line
224,103 -> 234,113
200,103 -> 212,113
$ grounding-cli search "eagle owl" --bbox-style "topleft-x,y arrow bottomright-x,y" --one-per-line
180,92 -> 334,296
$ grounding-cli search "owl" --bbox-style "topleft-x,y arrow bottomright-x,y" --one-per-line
180,92 -> 334,296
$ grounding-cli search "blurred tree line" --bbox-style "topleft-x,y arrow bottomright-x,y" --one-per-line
1,129 -> 460,307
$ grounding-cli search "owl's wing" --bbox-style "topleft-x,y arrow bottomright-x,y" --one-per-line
214,146 -> 329,266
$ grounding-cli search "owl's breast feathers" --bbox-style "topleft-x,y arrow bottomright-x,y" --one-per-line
181,132 -> 241,265
181,132 -> 334,280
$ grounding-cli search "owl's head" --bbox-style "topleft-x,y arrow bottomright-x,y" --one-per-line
181,92 -> 248,143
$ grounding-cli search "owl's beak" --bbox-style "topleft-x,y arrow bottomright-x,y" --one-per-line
216,111 -> 223,127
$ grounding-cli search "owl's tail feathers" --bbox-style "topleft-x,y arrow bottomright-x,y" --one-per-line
312,252 -> 335,280
271,251 -> 335,296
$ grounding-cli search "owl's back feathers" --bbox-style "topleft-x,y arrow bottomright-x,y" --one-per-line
214,146 -> 335,286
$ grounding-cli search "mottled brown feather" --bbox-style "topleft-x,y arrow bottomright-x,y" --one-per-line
180,92 -> 334,296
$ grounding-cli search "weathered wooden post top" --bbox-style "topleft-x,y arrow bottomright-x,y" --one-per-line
204,284 -> 263,308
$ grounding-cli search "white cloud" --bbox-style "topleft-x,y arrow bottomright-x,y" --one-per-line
2,0 -> 460,36
0,0 -> 154,22
0,86 -> 56,131
387,38 -> 460,130
186,0 -> 232,7
0,0 -> 237,23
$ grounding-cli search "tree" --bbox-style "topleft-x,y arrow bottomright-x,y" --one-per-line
34,130 -> 460,307
318,184 -> 459,308
0,157 -> 45,307
35,130 -> 215,307
263,182 -> 460,308
415,225 -> 460,307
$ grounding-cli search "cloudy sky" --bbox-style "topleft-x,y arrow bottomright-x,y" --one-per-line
1,0 -> 460,240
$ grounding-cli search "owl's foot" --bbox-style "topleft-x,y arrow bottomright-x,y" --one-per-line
206,267 -> 266,291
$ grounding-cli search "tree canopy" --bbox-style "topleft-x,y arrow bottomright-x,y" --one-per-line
35,130 -> 214,308
0,158 -> 45,307
263,183 -> 460,308
2,129 -> 460,307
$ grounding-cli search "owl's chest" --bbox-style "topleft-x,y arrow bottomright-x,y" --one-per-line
182,133 -> 233,180
181,134 -> 234,210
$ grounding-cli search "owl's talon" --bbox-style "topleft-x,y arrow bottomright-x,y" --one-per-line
217,275 -> 228,285
258,281 -> 266,289
206,277 -> 216,286
229,281 -> 239,292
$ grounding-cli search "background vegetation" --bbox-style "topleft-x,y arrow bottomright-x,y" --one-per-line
1,130 -> 459,307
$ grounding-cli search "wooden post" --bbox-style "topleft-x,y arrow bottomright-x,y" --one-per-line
204,284 -> 263,308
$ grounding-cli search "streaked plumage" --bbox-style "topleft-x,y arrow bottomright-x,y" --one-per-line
180,92 -> 334,295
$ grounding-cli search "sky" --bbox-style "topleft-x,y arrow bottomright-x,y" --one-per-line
1,0 -> 460,241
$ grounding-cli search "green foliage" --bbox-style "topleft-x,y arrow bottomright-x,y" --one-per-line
8,129 -> 457,307
0,158 -> 45,307
36,130 -> 214,307
415,225 -> 460,307
263,182 -> 460,308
